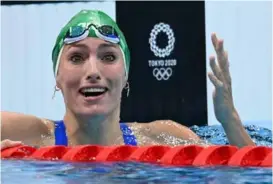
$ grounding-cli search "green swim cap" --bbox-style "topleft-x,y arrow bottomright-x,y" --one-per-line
52,10 -> 130,78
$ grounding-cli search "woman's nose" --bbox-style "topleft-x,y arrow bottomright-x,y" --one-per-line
85,59 -> 101,82
86,73 -> 100,81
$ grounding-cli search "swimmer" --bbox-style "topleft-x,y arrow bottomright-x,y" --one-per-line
1,10 -> 255,150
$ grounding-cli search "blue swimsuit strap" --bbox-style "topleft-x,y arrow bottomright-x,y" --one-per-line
54,120 -> 137,146
119,123 -> 138,146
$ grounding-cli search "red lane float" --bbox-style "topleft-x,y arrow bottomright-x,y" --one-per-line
228,146 -> 272,167
160,145 -> 204,166
62,145 -> 103,162
129,145 -> 170,163
260,152 -> 272,167
193,145 -> 238,166
1,145 -> 36,158
96,145 -> 138,162
31,146 -> 70,161
1,145 -> 272,167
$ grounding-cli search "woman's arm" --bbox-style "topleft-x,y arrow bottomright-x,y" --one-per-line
145,120 -> 211,146
219,111 -> 255,147
1,111 -> 52,147
147,119 -> 253,148
207,33 -> 255,147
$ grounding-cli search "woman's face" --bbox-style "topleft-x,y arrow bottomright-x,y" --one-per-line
56,37 -> 126,118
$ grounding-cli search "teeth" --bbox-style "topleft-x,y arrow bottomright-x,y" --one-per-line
81,88 -> 106,93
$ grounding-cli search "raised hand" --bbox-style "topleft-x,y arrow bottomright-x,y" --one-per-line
208,33 -> 255,147
208,33 -> 238,125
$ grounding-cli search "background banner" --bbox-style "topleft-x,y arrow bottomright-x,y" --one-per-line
116,2 -> 207,126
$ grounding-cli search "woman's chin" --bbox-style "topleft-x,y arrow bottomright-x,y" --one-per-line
75,105 -> 111,117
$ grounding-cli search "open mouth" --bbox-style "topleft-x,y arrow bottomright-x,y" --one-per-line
79,87 -> 108,97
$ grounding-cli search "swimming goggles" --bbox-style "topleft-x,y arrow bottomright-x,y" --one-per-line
64,23 -> 120,44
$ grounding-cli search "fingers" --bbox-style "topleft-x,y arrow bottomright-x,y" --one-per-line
1,139 -> 22,150
209,56 -> 224,82
208,72 -> 223,90
211,33 -> 231,82
211,32 -> 218,50
211,33 -> 227,67
216,40 -> 230,74
211,32 -> 224,53
211,32 -> 225,60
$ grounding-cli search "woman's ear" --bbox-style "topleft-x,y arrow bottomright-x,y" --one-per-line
55,75 -> 62,90
123,79 -> 127,89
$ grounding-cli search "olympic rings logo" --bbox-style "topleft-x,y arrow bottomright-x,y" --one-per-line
153,67 -> 173,81
149,23 -> 175,58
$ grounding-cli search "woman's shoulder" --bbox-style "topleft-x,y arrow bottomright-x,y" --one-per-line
1,111 -> 54,131
126,120 -> 194,135
1,111 -> 55,146
40,118 -> 56,134
126,120 -> 204,146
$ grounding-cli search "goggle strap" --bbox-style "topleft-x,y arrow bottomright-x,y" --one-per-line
118,45 -> 128,79
54,46 -> 64,77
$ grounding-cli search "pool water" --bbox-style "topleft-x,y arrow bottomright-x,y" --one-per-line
1,125 -> 272,184
190,124 -> 272,146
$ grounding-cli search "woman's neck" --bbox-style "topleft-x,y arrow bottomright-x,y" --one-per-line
63,108 -> 124,146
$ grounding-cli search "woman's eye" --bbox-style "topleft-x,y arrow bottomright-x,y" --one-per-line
70,55 -> 84,64
101,54 -> 116,62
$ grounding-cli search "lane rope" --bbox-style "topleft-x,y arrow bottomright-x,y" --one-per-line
1,145 -> 272,167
